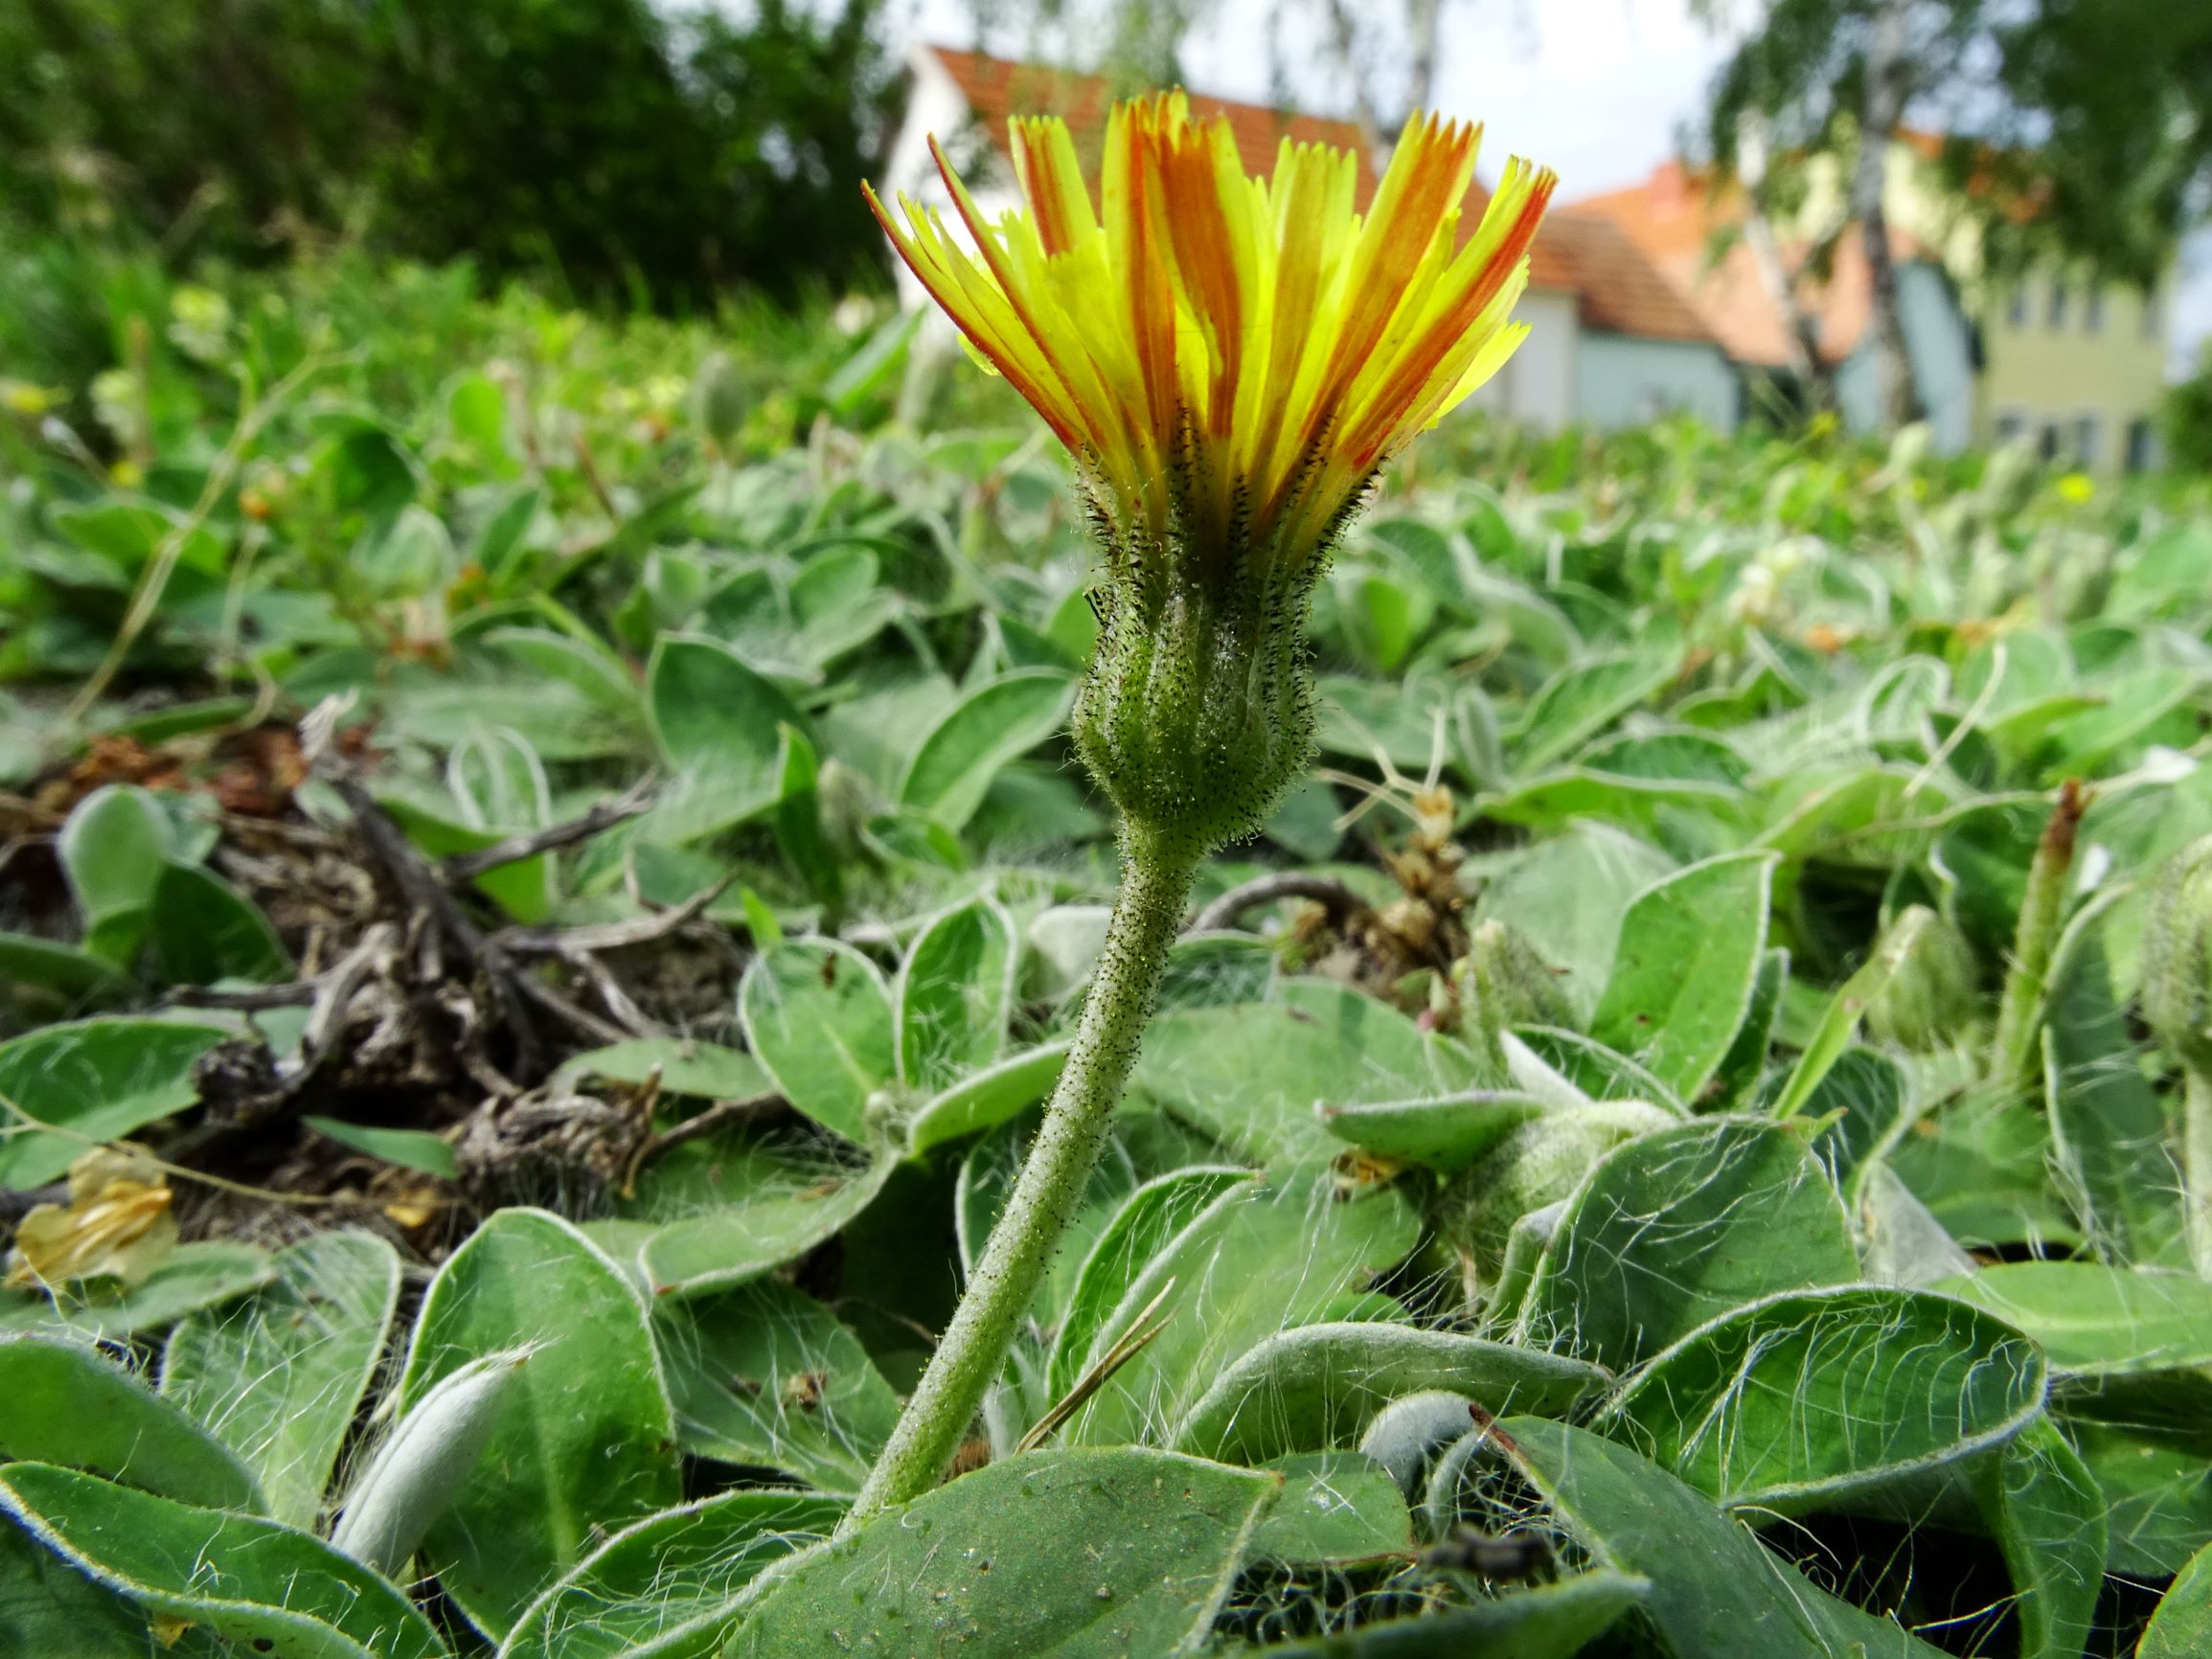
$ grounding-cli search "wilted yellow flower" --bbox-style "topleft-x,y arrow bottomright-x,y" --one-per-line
4,1146 -> 175,1291
867,93 -> 1553,566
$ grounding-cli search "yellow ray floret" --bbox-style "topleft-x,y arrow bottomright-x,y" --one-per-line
864,92 -> 1555,564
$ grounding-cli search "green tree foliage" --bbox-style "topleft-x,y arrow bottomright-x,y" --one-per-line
2169,347 -> 2212,475
0,0 -> 894,308
1701,0 -> 2212,289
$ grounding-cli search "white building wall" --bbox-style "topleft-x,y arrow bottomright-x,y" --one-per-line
880,48 -> 1016,309
1833,261 -> 1977,454
1466,286 -> 1579,433
1576,333 -> 1740,432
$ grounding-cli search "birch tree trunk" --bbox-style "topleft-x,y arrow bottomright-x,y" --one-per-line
1737,113 -> 1835,413
1857,0 -> 1923,431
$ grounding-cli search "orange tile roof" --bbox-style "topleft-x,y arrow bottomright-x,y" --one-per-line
1564,159 -> 1932,367
920,45 -> 1717,349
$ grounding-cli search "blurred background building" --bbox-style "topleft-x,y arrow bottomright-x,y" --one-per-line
1,0 -> 2207,469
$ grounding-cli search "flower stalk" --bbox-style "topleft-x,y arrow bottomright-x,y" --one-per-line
848,90 -> 1553,1522
848,830 -> 1197,1521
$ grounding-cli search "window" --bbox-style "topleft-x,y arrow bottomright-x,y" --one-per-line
2046,280 -> 2068,330
2006,283 -> 2030,328
2038,423 -> 2062,463
2085,287 -> 2106,334
1993,408 -> 2027,445
2072,414 -> 2101,468
2143,284 -> 2165,343
2127,417 -> 2157,472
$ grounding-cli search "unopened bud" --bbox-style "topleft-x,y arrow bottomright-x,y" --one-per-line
1864,905 -> 1980,1052
2143,836 -> 2212,1073
1433,1100 -> 1675,1293
691,350 -> 746,450
1455,920 -> 1573,1075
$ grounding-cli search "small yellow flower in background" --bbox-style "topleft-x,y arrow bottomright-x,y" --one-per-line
868,93 -> 1553,567
0,379 -> 58,418
2056,471 -> 2095,505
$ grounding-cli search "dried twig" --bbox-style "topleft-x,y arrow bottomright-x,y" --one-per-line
1189,872 -> 1368,934
493,869 -> 737,957
629,1089 -> 786,1173
326,773 -> 544,1078
1016,1278 -> 1178,1454
439,777 -> 656,884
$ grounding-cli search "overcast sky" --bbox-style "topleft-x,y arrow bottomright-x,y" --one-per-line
901,0 -> 2210,371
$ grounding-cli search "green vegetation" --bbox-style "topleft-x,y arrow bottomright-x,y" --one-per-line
5,251 -> 2212,1657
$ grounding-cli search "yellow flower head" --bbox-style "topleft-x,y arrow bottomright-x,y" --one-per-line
866,94 -> 1554,567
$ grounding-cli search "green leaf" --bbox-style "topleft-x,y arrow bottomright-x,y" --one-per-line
57,784 -> 176,962
1516,1117 -> 1859,1369
1504,1417 -> 1949,1659
1709,945 -> 1788,1110
905,1040 -> 1070,1158
1769,909 -> 1928,1123
1,1241 -> 274,1341
148,863 -> 293,986
1046,1166 -> 1259,1403
1259,1571 -> 1649,1657
1174,1323 -> 1608,1466
1934,1263 -> 2212,1378
303,1115 -> 460,1178
2140,1536 -> 2212,1658
396,1209 -> 679,1638
1588,851 -> 1775,1102
635,1141 -> 894,1299
2043,928 -> 2189,1265
1320,1091 -> 1549,1172
1246,1452 -> 1414,1567
1976,1418 -> 2107,1659
1473,823 -> 1675,1024
481,625 -> 638,716
553,1037 -> 770,1101
771,724 -> 844,914
161,1230 -> 400,1528
1510,649 -> 1679,774
0,932 -> 133,1014
0,1511 -> 182,1658
1598,1286 -> 2046,1510
1064,1171 -> 1420,1448
2065,1406 -> 2212,1576
653,1278 -> 900,1490
0,1015 -> 229,1190
646,634 -> 810,842
498,1489 -> 845,1659
897,669 -> 1074,832
0,1463 -> 450,1659
0,1334 -> 263,1512
738,939 -> 896,1143
896,897 -> 1015,1093
724,1447 -> 1275,1659
1131,984 -> 1439,1164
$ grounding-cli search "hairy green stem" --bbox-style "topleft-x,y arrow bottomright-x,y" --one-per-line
2187,1069 -> 2212,1281
846,831 -> 1199,1526
1992,780 -> 2084,1091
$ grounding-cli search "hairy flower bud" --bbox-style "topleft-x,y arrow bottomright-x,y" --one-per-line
1864,904 -> 1981,1052
2143,836 -> 2212,1074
